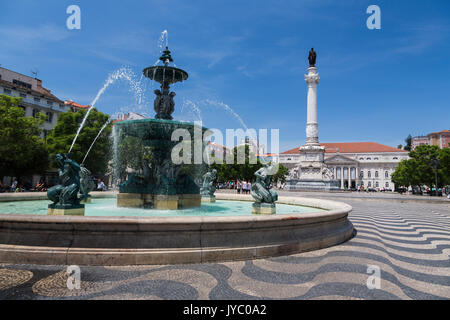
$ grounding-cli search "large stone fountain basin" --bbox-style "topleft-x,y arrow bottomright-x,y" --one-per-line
0,194 -> 353,265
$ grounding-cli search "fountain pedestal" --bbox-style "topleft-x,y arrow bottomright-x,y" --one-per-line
201,195 -> 216,203
252,203 -> 276,215
117,193 -> 201,209
80,197 -> 92,204
47,204 -> 85,216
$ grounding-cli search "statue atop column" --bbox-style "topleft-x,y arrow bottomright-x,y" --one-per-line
308,48 -> 317,67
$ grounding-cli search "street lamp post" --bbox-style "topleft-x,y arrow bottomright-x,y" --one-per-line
430,157 -> 440,195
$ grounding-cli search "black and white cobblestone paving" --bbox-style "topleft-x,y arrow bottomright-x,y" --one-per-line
1,197 -> 449,300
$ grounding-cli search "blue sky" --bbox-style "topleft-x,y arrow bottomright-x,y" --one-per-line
1,0 -> 449,152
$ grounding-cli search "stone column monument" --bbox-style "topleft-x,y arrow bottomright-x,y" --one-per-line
284,49 -> 339,191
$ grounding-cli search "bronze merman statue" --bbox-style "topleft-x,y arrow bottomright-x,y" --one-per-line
200,169 -> 217,197
250,163 -> 278,204
308,48 -> 317,67
47,153 -> 82,207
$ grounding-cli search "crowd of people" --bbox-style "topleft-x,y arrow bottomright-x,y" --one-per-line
219,179 -> 257,194
236,179 -> 252,194
0,177 -> 108,193
0,178 -> 36,193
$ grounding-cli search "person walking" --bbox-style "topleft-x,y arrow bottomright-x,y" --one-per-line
11,178 -> 18,192
242,180 -> 247,194
247,181 -> 252,194
237,180 -> 241,194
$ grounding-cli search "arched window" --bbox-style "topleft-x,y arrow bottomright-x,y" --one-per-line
376,181 -> 379,187
393,157 -> 398,160
374,157 -> 379,160
360,170 -> 364,178
368,181 -> 372,187
385,171 -> 389,178
375,171 -> 379,178
367,157 -> 371,160
385,182 -> 389,187
368,171 -> 371,178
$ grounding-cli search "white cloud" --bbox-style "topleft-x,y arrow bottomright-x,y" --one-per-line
0,24 -> 70,46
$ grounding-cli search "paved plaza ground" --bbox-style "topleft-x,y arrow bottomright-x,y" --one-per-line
0,191 -> 449,300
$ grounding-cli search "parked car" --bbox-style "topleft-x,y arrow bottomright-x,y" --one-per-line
412,186 -> 423,195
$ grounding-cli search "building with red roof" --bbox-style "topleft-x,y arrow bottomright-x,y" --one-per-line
412,130 -> 450,150
65,100 -> 90,112
280,142 -> 408,190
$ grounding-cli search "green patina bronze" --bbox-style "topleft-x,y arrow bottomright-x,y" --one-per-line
200,169 -> 217,197
47,153 -> 84,210
142,46 -> 188,120
115,47 -> 208,204
251,163 -> 278,204
80,165 -> 95,201
115,119 -> 207,197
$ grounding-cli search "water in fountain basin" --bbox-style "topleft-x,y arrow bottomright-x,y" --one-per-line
0,198 -> 325,216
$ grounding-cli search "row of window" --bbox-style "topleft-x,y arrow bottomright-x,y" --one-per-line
2,87 -> 63,108
361,181 -> 390,188
359,157 -> 399,161
360,170 -> 389,178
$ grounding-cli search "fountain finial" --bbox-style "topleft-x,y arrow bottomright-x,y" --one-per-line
159,46 -> 173,66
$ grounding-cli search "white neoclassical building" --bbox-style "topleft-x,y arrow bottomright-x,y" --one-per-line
280,142 -> 408,190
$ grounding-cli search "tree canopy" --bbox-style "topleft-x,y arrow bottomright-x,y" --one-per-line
403,134 -> 412,151
391,145 -> 449,188
210,145 -> 288,183
46,108 -> 112,175
0,94 -> 49,179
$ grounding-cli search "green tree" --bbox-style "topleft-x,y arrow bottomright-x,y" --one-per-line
46,108 -> 112,175
439,147 -> 450,186
391,145 -> 449,188
271,163 -> 289,184
0,94 -> 49,180
403,134 -> 412,151
391,159 -> 419,187
211,145 -> 264,182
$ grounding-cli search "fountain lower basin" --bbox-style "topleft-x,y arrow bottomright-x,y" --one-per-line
0,193 -> 353,265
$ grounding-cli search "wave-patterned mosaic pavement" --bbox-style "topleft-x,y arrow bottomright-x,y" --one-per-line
0,199 -> 449,300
